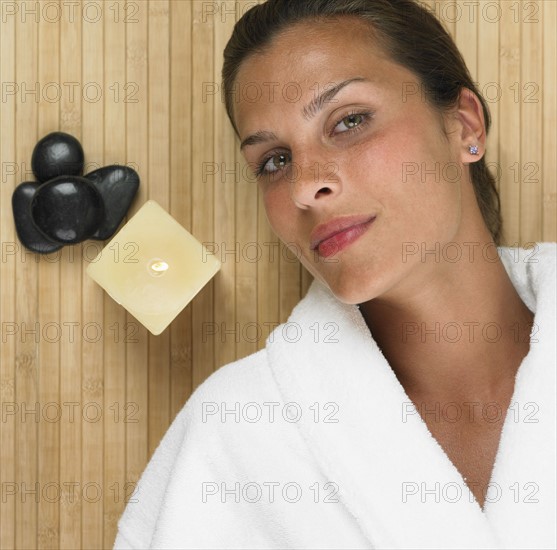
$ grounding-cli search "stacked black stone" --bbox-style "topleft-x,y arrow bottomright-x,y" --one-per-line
12,131 -> 140,254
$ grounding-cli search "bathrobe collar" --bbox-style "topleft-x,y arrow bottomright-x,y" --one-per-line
266,246 -> 556,549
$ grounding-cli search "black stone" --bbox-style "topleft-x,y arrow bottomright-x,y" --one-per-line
31,131 -> 85,183
85,165 -> 140,240
31,176 -> 105,244
12,181 -> 63,254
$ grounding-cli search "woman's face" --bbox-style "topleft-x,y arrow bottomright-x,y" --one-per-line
234,17 -> 480,304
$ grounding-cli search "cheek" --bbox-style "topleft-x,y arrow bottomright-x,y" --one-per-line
262,187 -> 296,241
262,186 -> 324,275
350,124 -> 461,225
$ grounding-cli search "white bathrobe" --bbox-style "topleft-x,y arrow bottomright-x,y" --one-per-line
113,244 -> 556,550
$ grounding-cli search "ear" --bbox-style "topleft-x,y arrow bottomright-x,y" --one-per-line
451,87 -> 487,163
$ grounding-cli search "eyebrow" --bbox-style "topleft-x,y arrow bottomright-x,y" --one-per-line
239,77 -> 368,151
302,77 -> 367,120
240,130 -> 279,151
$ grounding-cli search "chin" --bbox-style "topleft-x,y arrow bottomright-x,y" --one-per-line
311,255 -> 408,305
331,286 -> 380,306
314,271 -> 384,305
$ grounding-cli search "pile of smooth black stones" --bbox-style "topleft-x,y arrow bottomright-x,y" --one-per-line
12,131 -> 140,254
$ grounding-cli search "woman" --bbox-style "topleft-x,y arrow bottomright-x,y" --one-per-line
114,1 -> 556,548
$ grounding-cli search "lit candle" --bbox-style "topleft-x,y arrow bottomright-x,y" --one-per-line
86,200 -> 221,335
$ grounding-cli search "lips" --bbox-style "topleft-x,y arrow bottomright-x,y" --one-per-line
310,214 -> 376,252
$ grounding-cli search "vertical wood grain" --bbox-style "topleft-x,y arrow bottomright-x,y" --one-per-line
147,0 -> 171,455
213,1 -> 238,366
542,0 -> 557,242
14,7 -> 39,548
499,0 -> 522,245
37,2 -> 60,548
0,4 -> 17,548
59,2 -> 82,548
81,1 -> 104,548
169,0 -> 193,420
124,0 -> 149,529
520,0 -> 543,244
191,0 -> 215,390
103,1 -> 127,546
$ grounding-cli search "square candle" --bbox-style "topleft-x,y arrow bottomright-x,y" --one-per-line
86,200 -> 221,335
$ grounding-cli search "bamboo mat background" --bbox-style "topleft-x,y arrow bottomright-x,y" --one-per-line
0,0 -> 555,548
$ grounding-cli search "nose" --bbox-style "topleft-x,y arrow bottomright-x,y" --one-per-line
289,147 -> 341,209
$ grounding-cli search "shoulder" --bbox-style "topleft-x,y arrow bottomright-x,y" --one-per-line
186,346 -> 273,406
182,281 -> 327,414
169,346 -> 283,436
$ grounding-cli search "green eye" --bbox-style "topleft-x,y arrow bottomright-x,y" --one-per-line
333,112 -> 372,135
343,114 -> 364,128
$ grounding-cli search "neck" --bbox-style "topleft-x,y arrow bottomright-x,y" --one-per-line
358,243 -> 534,401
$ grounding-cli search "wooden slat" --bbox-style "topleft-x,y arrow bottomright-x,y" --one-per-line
169,0 -> 193,419
191,0 -> 216,390
123,0 -> 149,540
81,1 -> 105,548
542,0 -> 557,241
147,0 -> 171,456
520,0 -> 543,245
0,5 -> 17,549
103,1 -> 129,547
14,8 -> 39,548
58,1 -> 82,547
499,0 -> 522,245
213,1 -> 238,368
37,2 -> 61,548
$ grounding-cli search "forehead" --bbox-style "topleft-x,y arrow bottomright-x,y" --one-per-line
235,16 -> 386,83
232,17 -> 416,133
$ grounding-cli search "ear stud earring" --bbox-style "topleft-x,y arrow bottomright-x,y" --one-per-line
469,145 -> 479,155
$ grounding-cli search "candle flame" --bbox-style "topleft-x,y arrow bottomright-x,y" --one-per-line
149,260 -> 169,274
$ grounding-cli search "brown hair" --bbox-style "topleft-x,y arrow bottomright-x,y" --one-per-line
222,0 -> 503,245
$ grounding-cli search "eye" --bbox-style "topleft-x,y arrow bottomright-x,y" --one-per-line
332,111 -> 372,135
255,151 -> 291,177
